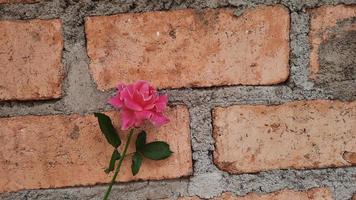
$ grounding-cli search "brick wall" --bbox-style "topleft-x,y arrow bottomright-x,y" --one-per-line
0,1 -> 355,200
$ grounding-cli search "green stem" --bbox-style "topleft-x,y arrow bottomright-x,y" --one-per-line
103,129 -> 134,200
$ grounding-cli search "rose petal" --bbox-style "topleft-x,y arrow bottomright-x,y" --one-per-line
135,110 -> 152,120
117,83 -> 126,92
121,87 -> 132,100
139,82 -> 150,95
110,80 -> 170,129
124,98 -> 143,111
155,95 -> 168,112
126,85 -> 135,98
134,119 -> 145,127
108,94 -> 123,108
136,81 -> 154,101
133,80 -> 147,91
144,102 -> 155,110
143,95 -> 159,110
150,113 -> 170,127
141,92 -> 153,102
121,109 -> 136,130
132,90 -> 146,106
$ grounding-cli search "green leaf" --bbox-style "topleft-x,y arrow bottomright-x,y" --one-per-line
94,113 -> 121,148
131,152 -> 142,176
135,131 -> 147,151
140,141 -> 173,160
105,149 -> 121,174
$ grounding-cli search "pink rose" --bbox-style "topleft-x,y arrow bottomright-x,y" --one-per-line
108,80 -> 169,130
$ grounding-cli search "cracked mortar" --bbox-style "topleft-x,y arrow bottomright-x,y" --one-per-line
0,0 -> 355,200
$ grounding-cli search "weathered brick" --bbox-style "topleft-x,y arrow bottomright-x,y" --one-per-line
309,5 -> 356,81
213,100 -> 356,173
0,106 -> 192,193
0,19 -> 63,101
176,188 -> 332,200
85,6 -> 289,91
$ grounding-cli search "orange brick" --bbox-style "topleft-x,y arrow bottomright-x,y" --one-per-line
309,5 -> 356,79
213,100 -> 356,173
0,106 -> 192,193
177,188 -> 332,200
0,19 -> 63,101
85,6 -> 289,91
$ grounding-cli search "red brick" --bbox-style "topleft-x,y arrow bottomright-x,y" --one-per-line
353,194 -> 356,200
213,100 -> 356,173
85,6 -> 289,91
0,19 -> 63,101
309,5 -> 356,79
176,188 -> 332,200
0,106 -> 192,193
342,151 -> 356,165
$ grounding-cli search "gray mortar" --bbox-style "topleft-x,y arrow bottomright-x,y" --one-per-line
0,0 -> 356,200
0,180 -> 189,200
288,11 -> 315,90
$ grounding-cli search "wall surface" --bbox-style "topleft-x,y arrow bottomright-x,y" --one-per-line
0,0 -> 355,199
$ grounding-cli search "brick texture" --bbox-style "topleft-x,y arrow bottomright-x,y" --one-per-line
0,106 -> 192,193
85,6 -> 289,91
353,194 -> 356,200
213,100 -> 356,173
176,188 -> 332,200
309,5 -> 356,79
0,19 -> 63,101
